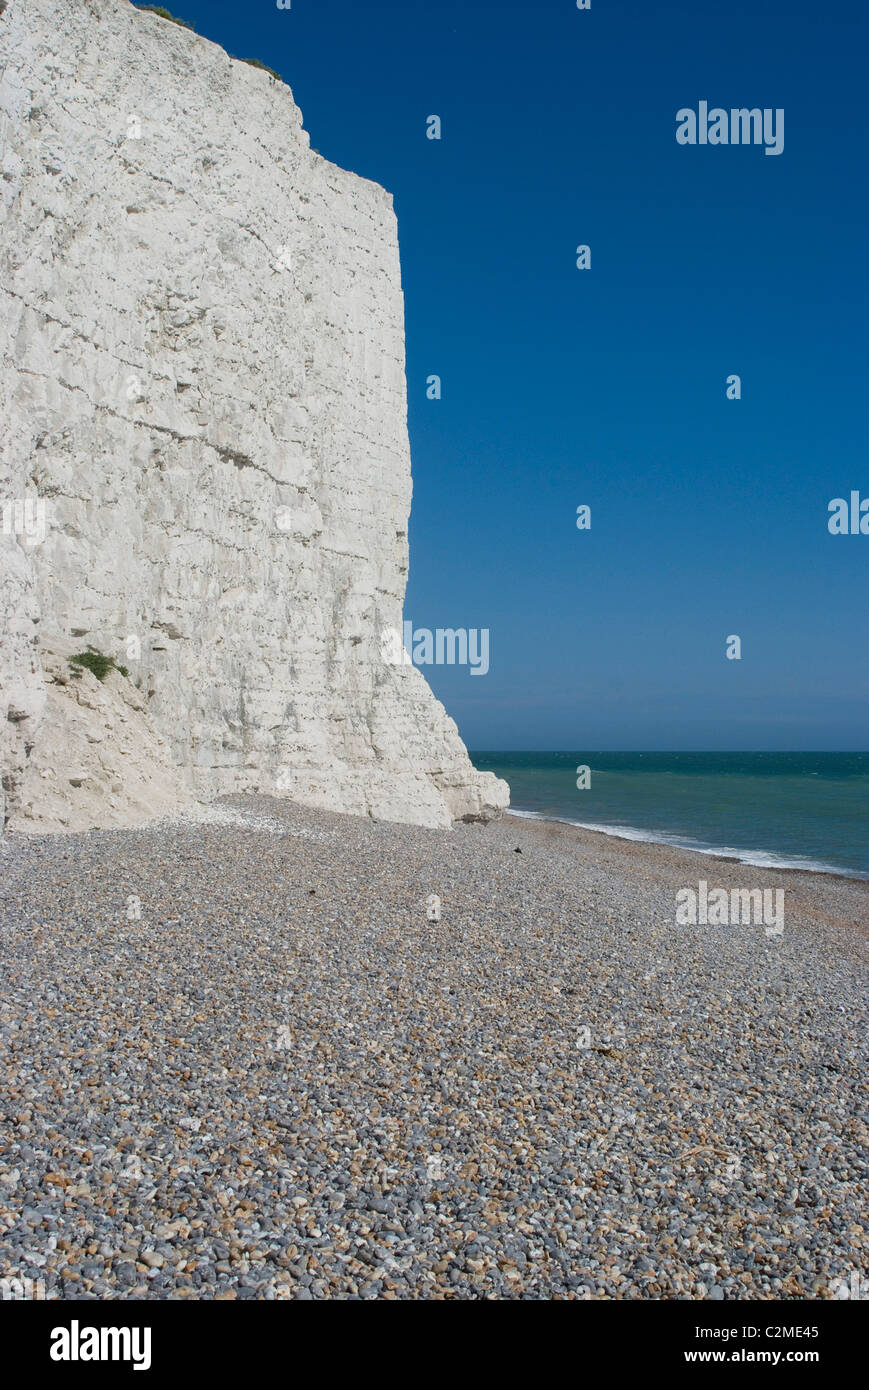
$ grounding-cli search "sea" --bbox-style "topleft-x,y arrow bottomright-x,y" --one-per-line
469,752 -> 869,882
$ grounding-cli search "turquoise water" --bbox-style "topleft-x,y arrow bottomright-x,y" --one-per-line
469,752 -> 869,881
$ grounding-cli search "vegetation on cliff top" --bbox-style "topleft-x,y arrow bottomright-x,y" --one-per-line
135,6 -> 195,30
237,57 -> 283,82
134,6 -> 284,82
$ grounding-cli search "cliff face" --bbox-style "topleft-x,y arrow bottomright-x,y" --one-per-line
0,0 -> 508,830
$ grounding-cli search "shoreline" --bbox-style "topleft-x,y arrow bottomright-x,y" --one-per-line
503,807 -> 869,889
500,810 -> 869,942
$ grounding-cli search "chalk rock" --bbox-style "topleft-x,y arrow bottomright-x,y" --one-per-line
0,0 -> 508,831
7,635 -> 197,833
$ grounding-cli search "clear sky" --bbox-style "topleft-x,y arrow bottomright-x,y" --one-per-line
134,0 -> 867,750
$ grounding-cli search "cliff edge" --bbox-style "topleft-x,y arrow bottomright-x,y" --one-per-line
0,0 -> 509,831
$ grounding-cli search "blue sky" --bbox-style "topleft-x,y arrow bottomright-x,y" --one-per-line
136,0 -> 867,749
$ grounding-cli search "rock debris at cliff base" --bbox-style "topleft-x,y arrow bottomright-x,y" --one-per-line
1,800 -> 866,1300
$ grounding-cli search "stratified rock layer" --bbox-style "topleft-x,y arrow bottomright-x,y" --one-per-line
0,0 -> 508,830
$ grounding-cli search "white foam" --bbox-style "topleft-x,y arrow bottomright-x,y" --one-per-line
506,810 -> 865,879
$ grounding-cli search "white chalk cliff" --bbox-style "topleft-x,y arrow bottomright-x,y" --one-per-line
0,0 -> 509,831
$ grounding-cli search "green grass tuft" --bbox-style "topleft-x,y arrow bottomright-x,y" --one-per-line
238,57 -> 282,81
69,651 -> 129,683
135,6 -> 195,30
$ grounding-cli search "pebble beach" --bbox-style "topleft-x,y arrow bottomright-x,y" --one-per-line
1,797 -> 866,1301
